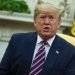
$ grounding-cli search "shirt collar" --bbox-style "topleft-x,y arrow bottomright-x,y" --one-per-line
37,35 -> 43,44
36,35 -> 56,46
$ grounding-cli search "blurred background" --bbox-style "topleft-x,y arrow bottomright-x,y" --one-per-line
0,0 -> 75,61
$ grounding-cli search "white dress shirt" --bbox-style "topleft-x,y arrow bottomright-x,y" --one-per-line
32,35 -> 55,60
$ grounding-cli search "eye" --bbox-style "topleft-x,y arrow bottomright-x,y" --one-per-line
49,16 -> 55,20
49,16 -> 54,19
40,16 -> 46,19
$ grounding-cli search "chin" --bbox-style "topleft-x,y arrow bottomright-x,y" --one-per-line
41,33 -> 54,39
42,32 -> 51,36
42,34 -> 51,38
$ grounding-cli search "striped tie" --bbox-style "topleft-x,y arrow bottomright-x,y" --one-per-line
29,42 -> 46,75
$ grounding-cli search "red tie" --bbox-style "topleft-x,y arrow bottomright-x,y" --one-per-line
29,42 -> 46,75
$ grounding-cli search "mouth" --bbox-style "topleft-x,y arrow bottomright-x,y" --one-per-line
43,27 -> 50,32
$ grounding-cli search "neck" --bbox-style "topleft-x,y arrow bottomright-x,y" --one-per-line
41,36 -> 54,42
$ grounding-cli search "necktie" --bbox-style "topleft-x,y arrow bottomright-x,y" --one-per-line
29,42 -> 46,75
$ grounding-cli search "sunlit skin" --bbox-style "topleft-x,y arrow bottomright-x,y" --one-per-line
34,10 -> 60,41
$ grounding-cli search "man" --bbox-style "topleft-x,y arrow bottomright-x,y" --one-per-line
0,1 -> 75,75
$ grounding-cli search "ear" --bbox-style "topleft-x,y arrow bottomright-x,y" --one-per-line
57,25 -> 60,29
57,19 -> 61,28
34,18 -> 37,27
34,22 -> 37,28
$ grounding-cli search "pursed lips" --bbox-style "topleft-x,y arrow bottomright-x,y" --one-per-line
43,27 -> 50,32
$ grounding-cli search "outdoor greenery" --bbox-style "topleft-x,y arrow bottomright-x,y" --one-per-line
0,0 -> 31,14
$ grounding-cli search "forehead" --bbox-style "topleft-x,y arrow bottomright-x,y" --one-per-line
38,10 -> 59,17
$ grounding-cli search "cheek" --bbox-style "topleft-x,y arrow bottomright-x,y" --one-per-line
51,22 -> 59,30
37,20 -> 42,25
52,20 -> 59,26
34,22 -> 42,31
34,20 -> 42,28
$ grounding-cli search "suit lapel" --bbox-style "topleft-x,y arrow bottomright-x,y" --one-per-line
41,35 -> 63,74
22,32 -> 37,74
24,32 -> 37,62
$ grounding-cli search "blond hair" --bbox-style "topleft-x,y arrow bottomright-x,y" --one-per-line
34,1 -> 62,20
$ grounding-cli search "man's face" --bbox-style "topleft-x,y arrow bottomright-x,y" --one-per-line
34,10 -> 60,40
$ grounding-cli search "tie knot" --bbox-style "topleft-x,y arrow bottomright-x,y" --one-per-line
42,41 -> 47,45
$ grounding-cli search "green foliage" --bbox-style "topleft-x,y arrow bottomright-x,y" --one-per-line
0,0 -> 31,13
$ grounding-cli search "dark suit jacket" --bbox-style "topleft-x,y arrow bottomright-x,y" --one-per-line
0,32 -> 75,75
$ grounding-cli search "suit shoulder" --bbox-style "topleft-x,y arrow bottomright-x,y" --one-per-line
11,32 -> 36,39
56,35 -> 75,49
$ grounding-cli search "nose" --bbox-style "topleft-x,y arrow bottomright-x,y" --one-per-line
44,17 -> 50,25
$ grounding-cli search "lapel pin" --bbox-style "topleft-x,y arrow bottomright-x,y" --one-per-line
56,50 -> 60,54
